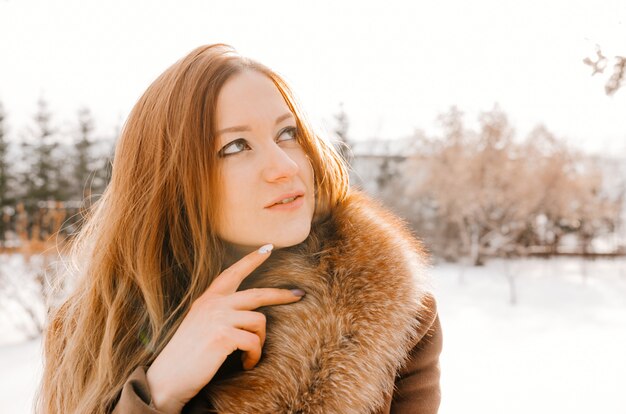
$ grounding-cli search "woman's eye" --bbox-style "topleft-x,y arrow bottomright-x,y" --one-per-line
277,126 -> 298,143
218,139 -> 251,157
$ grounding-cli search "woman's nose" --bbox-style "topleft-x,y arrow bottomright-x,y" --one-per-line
261,144 -> 299,182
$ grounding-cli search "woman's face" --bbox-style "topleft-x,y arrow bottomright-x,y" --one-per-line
214,70 -> 316,255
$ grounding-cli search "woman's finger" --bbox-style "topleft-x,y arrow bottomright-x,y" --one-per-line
206,244 -> 274,295
230,310 -> 267,348
229,328 -> 263,370
229,287 -> 305,311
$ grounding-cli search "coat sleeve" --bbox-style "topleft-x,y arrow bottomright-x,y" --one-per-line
110,365 -> 165,414
390,293 -> 443,414
110,366 -> 217,414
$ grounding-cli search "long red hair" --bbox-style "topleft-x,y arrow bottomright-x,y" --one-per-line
37,44 -> 349,414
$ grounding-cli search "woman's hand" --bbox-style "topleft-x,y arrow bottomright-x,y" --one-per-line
145,244 -> 304,414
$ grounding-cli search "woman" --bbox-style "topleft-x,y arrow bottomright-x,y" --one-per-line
37,44 -> 442,414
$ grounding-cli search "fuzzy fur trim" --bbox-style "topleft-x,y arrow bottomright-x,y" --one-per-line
202,189 -> 432,414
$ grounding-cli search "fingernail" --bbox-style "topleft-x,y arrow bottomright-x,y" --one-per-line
290,288 -> 306,297
258,244 -> 273,254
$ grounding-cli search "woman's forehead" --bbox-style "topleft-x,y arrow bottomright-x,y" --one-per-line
216,70 -> 292,128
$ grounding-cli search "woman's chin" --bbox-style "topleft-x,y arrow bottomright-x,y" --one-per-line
223,226 -> 312,257
269,225 -> 312,249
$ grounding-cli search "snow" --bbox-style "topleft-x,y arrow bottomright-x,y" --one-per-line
1,254 -> 625,413
0,339 -> 41,413
434,257 -> 626,414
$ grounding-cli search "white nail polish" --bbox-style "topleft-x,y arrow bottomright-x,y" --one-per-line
258,244 -> 274,254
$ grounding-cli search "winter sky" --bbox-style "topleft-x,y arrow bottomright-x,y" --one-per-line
1,0 -> 625,155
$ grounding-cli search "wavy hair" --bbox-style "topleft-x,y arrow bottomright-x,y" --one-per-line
36,44 -> 349,414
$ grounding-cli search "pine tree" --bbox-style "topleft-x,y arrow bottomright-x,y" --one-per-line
0,101 -> 12,245
89,123 -> 118,200
99,136 -> 115,191
333,103 -> 352,166
74,107 -> 95,201
0,101 -> 12,207
20,97 -> 60,207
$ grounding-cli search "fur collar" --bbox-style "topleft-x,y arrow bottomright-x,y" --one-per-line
201,189 -> 431,413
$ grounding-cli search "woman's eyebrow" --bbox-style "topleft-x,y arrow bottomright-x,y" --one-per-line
217,112 -> 294,136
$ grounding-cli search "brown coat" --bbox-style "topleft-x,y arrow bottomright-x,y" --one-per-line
112,189 -> 442,413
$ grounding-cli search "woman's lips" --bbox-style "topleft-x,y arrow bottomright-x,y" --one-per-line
265,191 -> 305,208
266,195 -> 305,211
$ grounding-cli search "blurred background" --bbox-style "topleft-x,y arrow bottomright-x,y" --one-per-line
1,0 -> 625,413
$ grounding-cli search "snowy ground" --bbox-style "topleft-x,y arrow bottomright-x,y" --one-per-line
1,254 -> 625,413
434,257 -> 626,414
